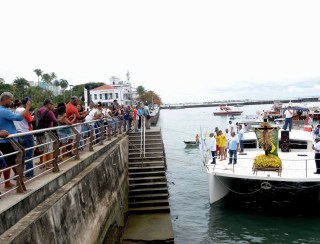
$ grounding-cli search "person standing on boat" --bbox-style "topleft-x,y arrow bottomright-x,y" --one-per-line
312,137 -> 320,174
305,114 -> 314,127
209,133 -> 216,164
218,130 -> 227,161
283,105 -> 293,132
229,132 -> 239,165
238,124 -> 245,152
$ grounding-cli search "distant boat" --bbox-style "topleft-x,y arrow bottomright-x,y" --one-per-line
213,104 -> 243,116
184,141 -> 199,145
234,103 -> 244,107
169,105 -> 184,109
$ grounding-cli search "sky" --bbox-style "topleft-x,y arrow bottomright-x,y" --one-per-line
1,0 -> 320,103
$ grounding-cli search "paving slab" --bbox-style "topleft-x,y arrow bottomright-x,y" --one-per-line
122,213 -> 174,243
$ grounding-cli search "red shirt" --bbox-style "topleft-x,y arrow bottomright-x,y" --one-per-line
133,109 -> 138,120
66,103 -> 80,123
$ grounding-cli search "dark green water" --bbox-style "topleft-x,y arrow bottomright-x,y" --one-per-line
159,105 -> 320,244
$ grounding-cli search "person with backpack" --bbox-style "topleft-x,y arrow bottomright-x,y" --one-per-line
35,99 -> 61,169
143,102 -> 151,129
0,92 -> 31,188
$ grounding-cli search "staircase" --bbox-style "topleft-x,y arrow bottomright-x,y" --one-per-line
128,129 -> 170,214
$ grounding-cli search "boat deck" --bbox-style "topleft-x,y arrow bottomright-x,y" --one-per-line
207,150 -> 320,182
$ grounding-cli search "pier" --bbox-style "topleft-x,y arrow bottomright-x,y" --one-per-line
0,114 -> 173,243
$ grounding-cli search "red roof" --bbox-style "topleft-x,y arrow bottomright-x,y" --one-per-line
92,84 -> 114,91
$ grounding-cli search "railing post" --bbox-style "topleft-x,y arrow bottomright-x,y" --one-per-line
9,138 -> 26,193
89,126 -> 94,151
71,127 -> 80,160
107,124 -> 112,141
114,119 -> 118,137
99,121 -> 104,145
118,119 -> 122,134
48,131 -> 60,173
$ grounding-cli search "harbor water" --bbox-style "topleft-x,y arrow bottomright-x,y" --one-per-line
159,104 -> 320,243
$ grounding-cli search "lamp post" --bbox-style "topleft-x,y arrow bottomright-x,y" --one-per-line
69,85 -> 74,98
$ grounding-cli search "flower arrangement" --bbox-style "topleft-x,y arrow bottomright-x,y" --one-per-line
253,154 -> 282,168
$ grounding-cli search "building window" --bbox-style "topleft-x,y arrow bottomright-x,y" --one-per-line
110,93 -> 113,99
100,94 -> 102,100
116,93 -> 119,99
94,94 -> 97,100
105,94 -> 108,100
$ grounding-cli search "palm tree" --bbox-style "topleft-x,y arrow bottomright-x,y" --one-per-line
50,72 -> 57,81
33,69 -> 43,86
41,73 -> 52,88
59,79 -> 69,102
13,77 -> 30,99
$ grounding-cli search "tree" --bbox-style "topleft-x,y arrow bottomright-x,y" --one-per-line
41,73 -> 52,88
136,85 -> 146,96
139,90 -> 162,105
50,72 -> 57,81
33,69 -> 43,84
59,79 -> 69,102
53,79 -> 60,87
13,77 -> 30,99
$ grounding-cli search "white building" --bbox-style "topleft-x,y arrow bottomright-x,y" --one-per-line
85,76 -> 137,106
35,81 -> 61,96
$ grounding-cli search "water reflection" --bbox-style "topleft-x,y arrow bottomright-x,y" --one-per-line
204,182 -> 320,243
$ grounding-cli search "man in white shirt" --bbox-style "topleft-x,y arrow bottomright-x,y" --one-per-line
283,105 -> 293,132
238,125 -> 245,152
312,137 -> 320,174
209,133 -> 216,164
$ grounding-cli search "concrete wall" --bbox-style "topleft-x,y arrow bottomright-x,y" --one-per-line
0,136 -> 129,244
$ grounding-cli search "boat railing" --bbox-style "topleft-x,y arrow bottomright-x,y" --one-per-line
209,155 -> 317,178
0,117 -> 127,199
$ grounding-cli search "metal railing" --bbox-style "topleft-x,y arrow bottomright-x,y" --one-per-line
0,117 -> 128,199
208,154 -> 317,178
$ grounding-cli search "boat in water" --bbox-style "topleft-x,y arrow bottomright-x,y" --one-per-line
205,122 -> 319,204
213,104 -> 243,116
184,141 -> 200,145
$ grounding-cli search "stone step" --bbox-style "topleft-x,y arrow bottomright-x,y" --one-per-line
129,199 -> 169,208
129,182 -> 168,189
129,139 -> 163,143
129,143 -> 162,149
128,165 -> 165,172
129,147 -> 163,152
128,161 -> 165,167
128,206 -> 170,214
128,193 -> 169,201
129,152 -> 164,158
129,171 -> 166,177
129,187 -> 168,196
129,156 -> 164,162
129,176 -> 167,183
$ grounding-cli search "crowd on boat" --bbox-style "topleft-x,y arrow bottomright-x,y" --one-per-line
206,121 -> 246,165
0,92 -> 152,190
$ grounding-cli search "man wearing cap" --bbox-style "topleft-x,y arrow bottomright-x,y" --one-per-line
14,97 -> 34,178
312,137 -> 320,174
283,104 -> 293,132
0,92 -> 31,188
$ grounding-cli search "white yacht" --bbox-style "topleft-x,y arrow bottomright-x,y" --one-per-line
206,126 -> 318,204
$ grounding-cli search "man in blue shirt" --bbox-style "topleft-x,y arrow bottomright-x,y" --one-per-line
229,132 -> 239,165
0,92 -> 31,189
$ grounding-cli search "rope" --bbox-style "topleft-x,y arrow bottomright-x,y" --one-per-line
215,175 -> 262,195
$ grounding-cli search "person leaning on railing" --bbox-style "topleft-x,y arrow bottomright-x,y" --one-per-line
0,92 -> 31,189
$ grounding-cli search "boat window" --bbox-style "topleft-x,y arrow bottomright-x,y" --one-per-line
244,140 -> 257,148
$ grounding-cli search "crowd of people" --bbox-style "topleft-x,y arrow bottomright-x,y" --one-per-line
207,121 -> 245,165
0,92 -> 152,191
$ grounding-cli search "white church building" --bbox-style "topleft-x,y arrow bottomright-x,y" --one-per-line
84,76 -> 137,106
